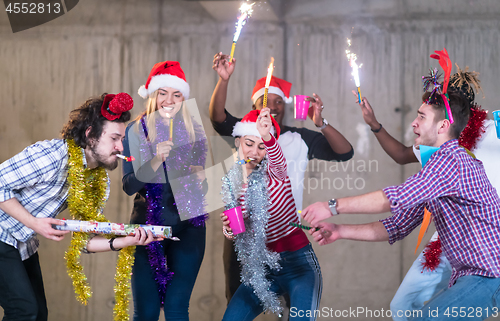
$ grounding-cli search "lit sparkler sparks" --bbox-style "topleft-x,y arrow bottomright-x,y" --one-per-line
346,38 -> 363,103
230,2 -> 255,61
263,57 -> 275,109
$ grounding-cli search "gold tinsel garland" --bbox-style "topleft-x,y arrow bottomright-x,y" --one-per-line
114,246 -> 135,320
65,139 -> 135,321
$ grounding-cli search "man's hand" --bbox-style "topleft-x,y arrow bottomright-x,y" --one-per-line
0,198 -> 69,241
305,93 -> 325,127
30,217 -> 69,241
352,91 -> 379,130
309,222 -> 341,246
301,201 -> 332,226
256,108 -> 272,141
212,52 -> 235,81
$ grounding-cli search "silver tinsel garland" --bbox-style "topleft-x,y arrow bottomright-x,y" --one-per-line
221,156 -> 283,315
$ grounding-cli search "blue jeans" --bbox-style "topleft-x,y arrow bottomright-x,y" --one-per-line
132,221 -> 206,321
410,275 -> 500,321
222,244 -> 322,321
391,248 -> 451,321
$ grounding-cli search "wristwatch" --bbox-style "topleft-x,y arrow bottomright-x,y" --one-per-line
328,198 -> 338,216
316,118 -> 329,130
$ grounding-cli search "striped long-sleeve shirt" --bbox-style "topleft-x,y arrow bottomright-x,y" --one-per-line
240,135 -> 309,253
381,139 -> 500,286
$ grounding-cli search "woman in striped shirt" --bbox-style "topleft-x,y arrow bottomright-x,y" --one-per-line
221,108 -> 322,321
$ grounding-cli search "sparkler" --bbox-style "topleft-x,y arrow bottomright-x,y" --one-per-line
230,2 -> 255,61
169,118 -> 173,141
161,104 -> 176,141
346,38 -> 363,103
262,57 -> 274,109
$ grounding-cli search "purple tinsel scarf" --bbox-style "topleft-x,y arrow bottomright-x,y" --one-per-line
140,113 -> 208,305
144,184 -> 173,306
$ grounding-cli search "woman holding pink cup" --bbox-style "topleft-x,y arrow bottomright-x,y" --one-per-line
220,108 -> 322,320
222,205 -> 245,235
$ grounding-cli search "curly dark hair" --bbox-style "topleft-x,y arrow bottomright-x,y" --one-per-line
422,89 -> 470,139
61,93 -> 131,148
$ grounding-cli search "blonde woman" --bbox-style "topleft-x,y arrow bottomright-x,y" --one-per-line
122,61 -> 208,321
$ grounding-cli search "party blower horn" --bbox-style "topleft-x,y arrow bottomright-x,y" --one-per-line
54,219 -> 178,240
116,154 -> 135,162
236,157 -> 254,165
289,222 -> 320,231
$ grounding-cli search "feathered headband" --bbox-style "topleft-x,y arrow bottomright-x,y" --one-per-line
424,58 -> 487,151
422,48 -> 454,124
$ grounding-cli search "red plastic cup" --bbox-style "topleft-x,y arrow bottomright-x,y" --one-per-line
224,206 -> 245,235
294,95 -> 309,120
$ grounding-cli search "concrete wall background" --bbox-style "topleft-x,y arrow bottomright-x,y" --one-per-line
1,0 -> 499,320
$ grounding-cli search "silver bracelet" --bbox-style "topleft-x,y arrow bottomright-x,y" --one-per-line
222,227 -> 234,240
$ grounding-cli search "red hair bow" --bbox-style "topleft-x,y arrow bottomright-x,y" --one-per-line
101,93 -> 134,120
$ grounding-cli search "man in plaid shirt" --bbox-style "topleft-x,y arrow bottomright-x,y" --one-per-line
0,94 -> 137,321
302,89 -> 500,320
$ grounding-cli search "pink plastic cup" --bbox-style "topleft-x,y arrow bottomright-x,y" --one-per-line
294,95 -> 310,120
224,206 -> 245,235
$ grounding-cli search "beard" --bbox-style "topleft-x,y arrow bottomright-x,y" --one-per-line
90,142 -> 119,171
416,133 -> 437,147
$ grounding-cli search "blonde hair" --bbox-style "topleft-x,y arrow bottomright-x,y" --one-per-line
134,90 -> 195,144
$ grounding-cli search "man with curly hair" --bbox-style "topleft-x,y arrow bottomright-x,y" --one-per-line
0,93 -> 155,321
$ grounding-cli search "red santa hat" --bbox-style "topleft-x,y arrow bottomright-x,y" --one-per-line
138,61 -> 190,99
232,110 -> 281,139
251,76 -> 292,104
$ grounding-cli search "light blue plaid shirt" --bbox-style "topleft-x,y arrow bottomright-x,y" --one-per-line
0,139 -> 109,260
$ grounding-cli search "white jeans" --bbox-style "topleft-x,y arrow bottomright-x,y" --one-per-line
390,232 -> 452,321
